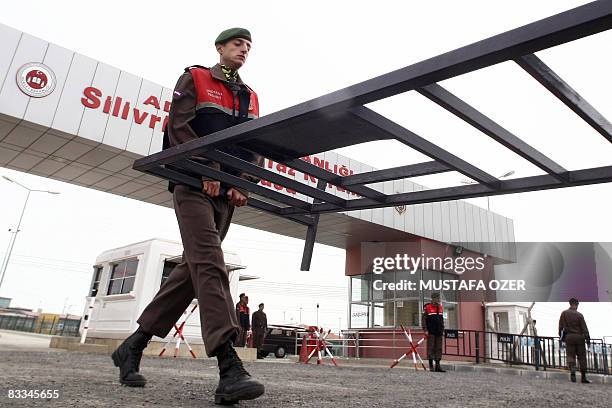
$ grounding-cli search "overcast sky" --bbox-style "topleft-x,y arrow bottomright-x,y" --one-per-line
1,0 -> 611,338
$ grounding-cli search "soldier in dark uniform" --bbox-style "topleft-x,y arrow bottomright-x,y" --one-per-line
422,292 -> 445,372
559,298 -> 591,383
251,303 -> 268,359
110,28 -> 265,405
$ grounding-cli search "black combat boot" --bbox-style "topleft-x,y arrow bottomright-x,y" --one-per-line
214,341 -> 265,405
435,360 -> 446,373
569,363 -> 576,383
111,327 -> 151,387
429,359 -> 434,371
581,372 -> 591,384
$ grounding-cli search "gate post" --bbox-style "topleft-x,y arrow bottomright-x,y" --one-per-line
603,344 -> 609,375
475,332 -> 480,364
535,336 -> 541,371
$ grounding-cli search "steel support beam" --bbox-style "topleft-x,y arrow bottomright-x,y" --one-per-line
515,53 -> 612,144
145,165 -> 313,225
300,179 -> 327,271
203,149 -> 348,207
350,106 -> 500,188
133,1 -> 612,172
170,160 -> 313,211
280,164 -> 612,215
338,161 -> 451,186
418,83 -> 569,182
282,157 -> 387,201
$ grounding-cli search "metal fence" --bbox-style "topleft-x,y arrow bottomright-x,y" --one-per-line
0,315 -> 81,337
293,329 -> 611,375
446,330 -> 611,375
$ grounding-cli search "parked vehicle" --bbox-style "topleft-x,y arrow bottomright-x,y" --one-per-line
261,325 -> 306,358
261,325 -> 335,358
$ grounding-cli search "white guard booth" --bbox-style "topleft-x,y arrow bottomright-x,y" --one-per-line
79,238 -> 251,347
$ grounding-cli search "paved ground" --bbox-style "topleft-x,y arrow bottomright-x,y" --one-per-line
0,347 -> 610,408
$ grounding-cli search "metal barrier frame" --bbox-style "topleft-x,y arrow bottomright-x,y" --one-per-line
302,328 -> 611,375
134,1 -> 612,270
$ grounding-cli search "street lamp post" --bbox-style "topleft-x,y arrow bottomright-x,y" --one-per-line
0,176 -> 60,291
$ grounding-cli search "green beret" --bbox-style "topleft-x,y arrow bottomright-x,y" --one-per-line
215,28 -> 252,45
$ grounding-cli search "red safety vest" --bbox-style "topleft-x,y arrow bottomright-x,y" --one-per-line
189,67 -> 259,119
424,303 -> 443,316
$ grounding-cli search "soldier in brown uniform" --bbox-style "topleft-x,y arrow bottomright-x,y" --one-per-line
110,28 -> 265,405
251,303 -> 268,359
558,298 -> 591,383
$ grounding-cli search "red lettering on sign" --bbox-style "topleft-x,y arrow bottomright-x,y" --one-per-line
103,96 -> 112,113
112,97 -> 122,117
81,87 -> 101,109
162,116 -> 169,131
163,100 -> 172,112
313,157 -> 324,169
80,86 -> 169,132
143,95 -> 160,109
133,108 -> 149,124
121,101 -> 130,120
148,114 -> 161,129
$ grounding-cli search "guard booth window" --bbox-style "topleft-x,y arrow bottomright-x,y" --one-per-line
89,265 -> 103,296
107,259 -> 139,295
349,269 -> 458,329
161,260 -> 179,288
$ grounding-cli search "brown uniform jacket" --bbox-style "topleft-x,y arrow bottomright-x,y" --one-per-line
165,64 -> 263,193
558,308 -> 589,337
251,310 -> 267,333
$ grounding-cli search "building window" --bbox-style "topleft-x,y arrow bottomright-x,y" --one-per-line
350,275 -> 371,302
107,259 -> 139,295
348,269 -> 458,329
161,260 -> 179,288
89,266 -> 103,297
494,311 -> 510,333
350,303 -> 369,328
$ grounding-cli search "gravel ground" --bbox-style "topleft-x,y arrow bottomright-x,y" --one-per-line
0,349 -> 610,407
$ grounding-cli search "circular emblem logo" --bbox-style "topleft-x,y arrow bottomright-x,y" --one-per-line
16,63 -> 56,98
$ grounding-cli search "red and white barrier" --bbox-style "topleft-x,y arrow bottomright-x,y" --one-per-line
390,325 -> 427,370
300,327 -> 338,366
159,303 -> 198,359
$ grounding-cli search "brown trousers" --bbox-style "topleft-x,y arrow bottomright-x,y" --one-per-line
253,331 -> 265,349
565,333 -> 587,372
137,185 -> 239,357
427,334 -> 443,360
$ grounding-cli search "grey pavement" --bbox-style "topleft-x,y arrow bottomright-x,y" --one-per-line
0,343 -> 610,407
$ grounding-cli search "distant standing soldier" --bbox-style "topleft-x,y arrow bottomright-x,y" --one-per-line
422,292 -> 445,372
235,293 -> 250,347
559,298 -> 591,383
251,303 -> 268,359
